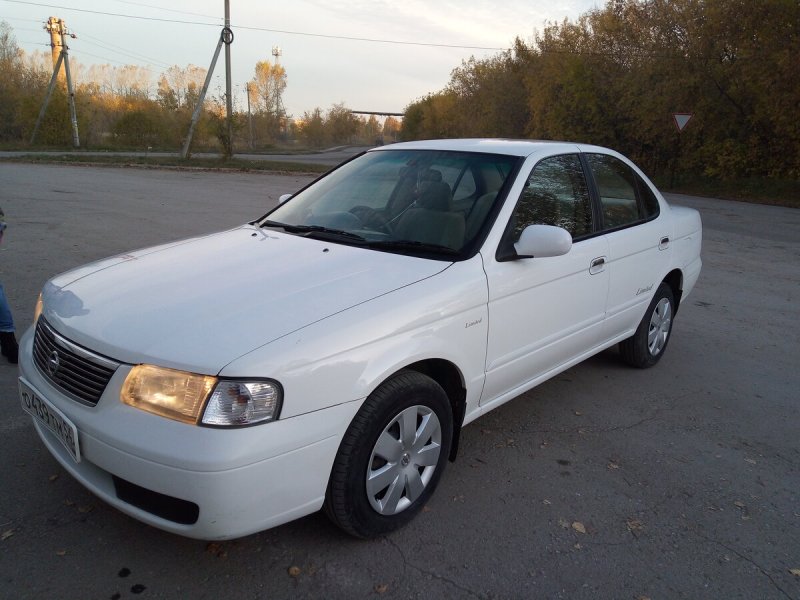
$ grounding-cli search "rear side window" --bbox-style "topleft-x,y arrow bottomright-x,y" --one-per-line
586,154 -> 660,229
508,154 -> 593,240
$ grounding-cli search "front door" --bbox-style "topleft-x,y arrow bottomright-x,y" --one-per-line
482,153 -> 609,406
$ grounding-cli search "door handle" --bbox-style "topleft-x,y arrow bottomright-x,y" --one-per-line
659,236 -> 670,250
589,256 -> 606,275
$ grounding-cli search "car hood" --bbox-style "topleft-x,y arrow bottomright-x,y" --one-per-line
42,225 -> 450,373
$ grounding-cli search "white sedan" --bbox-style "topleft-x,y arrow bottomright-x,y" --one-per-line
19,139 -> 702,539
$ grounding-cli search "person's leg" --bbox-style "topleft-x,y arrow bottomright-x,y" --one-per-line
0,282 -> 18,363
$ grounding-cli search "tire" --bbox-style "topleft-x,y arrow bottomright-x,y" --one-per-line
324,371 -> 453,538
619,282 -> 675,368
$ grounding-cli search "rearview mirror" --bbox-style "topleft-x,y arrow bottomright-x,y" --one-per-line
514,224 -> 572,259
278,193 -> 292,204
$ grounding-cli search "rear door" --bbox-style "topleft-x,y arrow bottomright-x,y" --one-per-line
582,152 -> 670,340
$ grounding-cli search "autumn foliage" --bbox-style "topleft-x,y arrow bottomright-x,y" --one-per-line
401,0 -> 800,180
0,23 -> 395,152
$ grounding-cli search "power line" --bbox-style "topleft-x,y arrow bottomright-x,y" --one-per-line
236,24 -> 504,50
1,0 -> 219,27
1,0 -> 506,51
79,31 -> 172,68
70,47 -> 161,74
1,15 -> 42,23
4,15 -> 172,73
4,25 -> 43,33
107,0 -> 220,21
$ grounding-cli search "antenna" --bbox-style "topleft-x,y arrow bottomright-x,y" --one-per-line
271,46 -> 285,123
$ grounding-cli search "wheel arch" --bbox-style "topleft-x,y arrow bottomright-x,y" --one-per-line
324,366 -> 459,537
662,269 -> 683,314
396,359 -> 467,463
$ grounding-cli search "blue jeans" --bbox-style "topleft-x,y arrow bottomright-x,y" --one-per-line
0,282 -> 14,332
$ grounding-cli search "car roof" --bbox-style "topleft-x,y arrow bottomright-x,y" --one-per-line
371,138 -> 606,158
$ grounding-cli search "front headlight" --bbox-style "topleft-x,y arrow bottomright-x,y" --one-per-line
121,365 -> 282,427
121,365 -> 217,424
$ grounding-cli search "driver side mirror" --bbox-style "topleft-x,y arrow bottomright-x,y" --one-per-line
514,224 -> 572,259
278,193 -> 292,204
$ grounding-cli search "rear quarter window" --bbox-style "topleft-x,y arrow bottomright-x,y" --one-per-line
635,174 -> 661,219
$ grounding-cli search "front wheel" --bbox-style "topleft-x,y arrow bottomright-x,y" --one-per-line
619,282 -> 675,368
324,371 -> 453,538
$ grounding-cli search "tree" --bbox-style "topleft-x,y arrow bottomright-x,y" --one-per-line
326,103 -> 359,144
250,60 -> 286,117
402,0 -> 800,179
247,60 -> 287,144
113,64 -> 151,99
297,107 -> 325,147
113,109 -> 158,146
0,21 -> 22,139
363,114 -> 382,143
156,75 -> 179,111
0,20 -> 18,63
158,64 -> 207,108
383,116 -> 400,141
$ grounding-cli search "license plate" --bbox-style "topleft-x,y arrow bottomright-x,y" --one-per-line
19,378 -> 81,463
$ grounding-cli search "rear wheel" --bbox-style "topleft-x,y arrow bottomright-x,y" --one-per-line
619,282 -> 675,368
324,371 -> 453,538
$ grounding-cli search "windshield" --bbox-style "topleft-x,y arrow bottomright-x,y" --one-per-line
261,149 -> 520,259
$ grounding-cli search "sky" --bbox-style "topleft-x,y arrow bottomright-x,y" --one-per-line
1,0 -> 600,117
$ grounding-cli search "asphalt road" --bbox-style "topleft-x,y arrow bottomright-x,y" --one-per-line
0,164 -> 798,600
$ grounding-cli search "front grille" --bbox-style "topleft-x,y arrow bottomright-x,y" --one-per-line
33,319 -> 120,406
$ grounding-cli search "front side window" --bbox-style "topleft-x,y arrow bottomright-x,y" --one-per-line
262,149 -> 520,259
507,154 -> 593,241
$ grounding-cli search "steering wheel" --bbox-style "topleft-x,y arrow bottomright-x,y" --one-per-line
349,206 -> 390,232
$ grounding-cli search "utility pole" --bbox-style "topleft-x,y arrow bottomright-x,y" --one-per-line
32,17 -> 79,147
181,1 -> 234,159
224,0 -> 233,153
46,16 -> 64,82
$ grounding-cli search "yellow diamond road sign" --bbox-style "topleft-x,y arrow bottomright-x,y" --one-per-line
673,113 -> 693,132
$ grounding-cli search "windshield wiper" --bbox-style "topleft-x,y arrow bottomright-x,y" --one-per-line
262,219 -> 291,229
262,220 -> 366,242
367,239 -> 460,256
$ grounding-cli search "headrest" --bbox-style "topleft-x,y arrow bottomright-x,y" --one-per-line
417,181 -> 451,211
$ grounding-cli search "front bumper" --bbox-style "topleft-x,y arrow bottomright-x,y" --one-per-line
18,326 -> 361,540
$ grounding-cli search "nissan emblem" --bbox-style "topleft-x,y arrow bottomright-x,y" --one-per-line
47,350 -> 61,376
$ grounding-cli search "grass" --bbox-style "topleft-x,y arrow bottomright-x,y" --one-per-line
0,140 -> 327,154
0,153 -> 331,174
655,176 -> 799,209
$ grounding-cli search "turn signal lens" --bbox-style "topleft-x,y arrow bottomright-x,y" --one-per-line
33,293 -> 43,324
121,365 -> 217,424
202,380 -> 282,427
